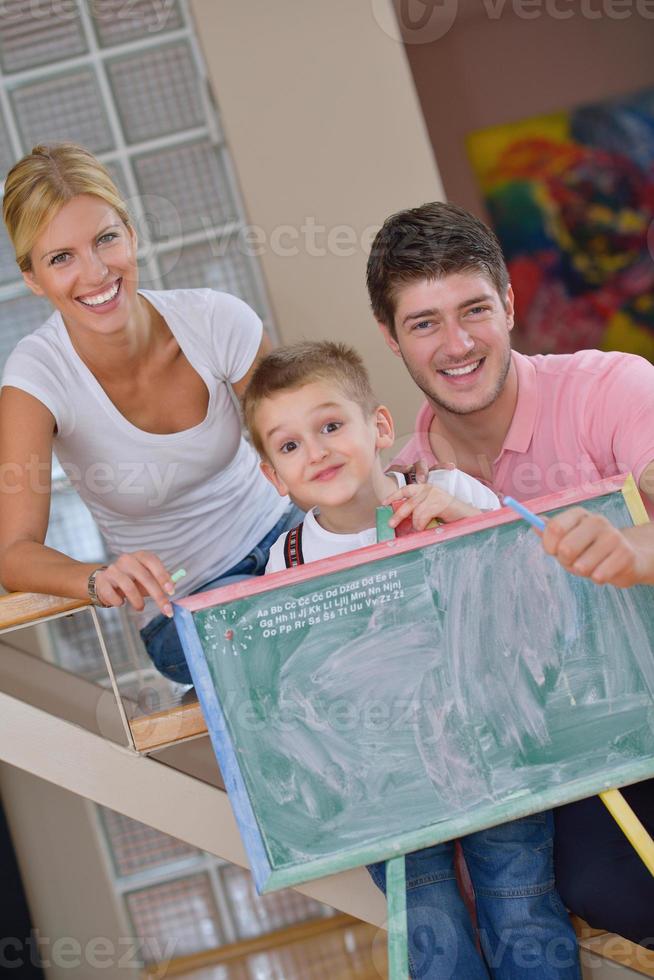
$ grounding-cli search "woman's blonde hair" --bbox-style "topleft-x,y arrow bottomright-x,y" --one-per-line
3,143 -> 131,272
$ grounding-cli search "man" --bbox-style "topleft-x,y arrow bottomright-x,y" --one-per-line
366,201 -> 654,946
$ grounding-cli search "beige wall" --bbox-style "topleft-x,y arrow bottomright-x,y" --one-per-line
0,764 -> 138,980
189,0 -> 445,443
400,0 -> 654,216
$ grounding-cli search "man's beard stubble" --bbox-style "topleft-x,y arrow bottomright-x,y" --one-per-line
401,345 -> 513,418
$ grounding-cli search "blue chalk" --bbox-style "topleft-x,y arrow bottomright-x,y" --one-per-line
503,496 -> 547,532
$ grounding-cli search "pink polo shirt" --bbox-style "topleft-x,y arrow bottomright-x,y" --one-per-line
393,349 -> 654,519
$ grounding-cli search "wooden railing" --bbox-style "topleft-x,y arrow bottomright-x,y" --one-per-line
141,913 -> 382,979
0,591 -> 89,631
129,699 -> 207,752
0,589 -> 206,753
139,914 -> 654,979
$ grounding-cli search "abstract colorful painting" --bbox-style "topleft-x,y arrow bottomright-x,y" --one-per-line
467,89 -> 654,359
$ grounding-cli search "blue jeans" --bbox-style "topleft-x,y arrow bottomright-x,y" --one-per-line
140,505 -> 303,684
368,812 -> 581,979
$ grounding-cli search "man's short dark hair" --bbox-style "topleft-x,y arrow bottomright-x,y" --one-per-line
366,202 -> 510,337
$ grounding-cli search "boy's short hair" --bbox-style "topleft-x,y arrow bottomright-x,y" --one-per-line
366,202 -> 510,337
243,340 -> 379,458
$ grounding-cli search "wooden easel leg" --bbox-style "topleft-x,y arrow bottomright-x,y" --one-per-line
386,854 -> 409,978
600,788 -> 654,876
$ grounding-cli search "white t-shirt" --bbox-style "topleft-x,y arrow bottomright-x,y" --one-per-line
266,468 -> 500,572
1,288 -> 288,623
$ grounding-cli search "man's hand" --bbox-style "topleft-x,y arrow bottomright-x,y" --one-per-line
541,507 -> 649,587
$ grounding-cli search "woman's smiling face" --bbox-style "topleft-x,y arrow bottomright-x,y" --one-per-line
23,194 -> 139,338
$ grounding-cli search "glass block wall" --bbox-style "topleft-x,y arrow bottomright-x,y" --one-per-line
98,806 -> 332,967
0,4 -> 336,966
0,0 -> 273,681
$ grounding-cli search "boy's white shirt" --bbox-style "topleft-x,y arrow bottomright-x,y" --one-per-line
265,469 -> 500,573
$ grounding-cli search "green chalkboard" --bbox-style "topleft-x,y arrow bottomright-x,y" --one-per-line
175,480 -> 654,893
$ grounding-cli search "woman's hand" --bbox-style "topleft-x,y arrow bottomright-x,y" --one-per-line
94,551 -> 176,617
383,483 -> 481,530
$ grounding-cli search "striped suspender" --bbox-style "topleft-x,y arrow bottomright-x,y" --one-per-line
283,523 -> 305,568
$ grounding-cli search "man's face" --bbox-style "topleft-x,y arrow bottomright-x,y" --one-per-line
379,273 -> 515,417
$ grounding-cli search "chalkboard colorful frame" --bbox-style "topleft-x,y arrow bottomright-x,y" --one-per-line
174,474 -> 654,895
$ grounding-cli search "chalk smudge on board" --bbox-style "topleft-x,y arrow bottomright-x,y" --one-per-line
195,492 -> 654,868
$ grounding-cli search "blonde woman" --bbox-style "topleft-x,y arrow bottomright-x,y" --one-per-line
0,143 -> 300,684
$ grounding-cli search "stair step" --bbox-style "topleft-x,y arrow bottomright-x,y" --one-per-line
573,918 -> 654,977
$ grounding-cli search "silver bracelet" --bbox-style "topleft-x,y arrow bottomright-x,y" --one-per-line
87,566 -> 108,607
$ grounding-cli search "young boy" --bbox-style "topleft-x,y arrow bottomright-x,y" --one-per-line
242,340 -> 580,980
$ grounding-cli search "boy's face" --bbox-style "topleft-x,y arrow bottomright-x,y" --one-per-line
257,380 -> 394,513
378,272 -> 514,417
